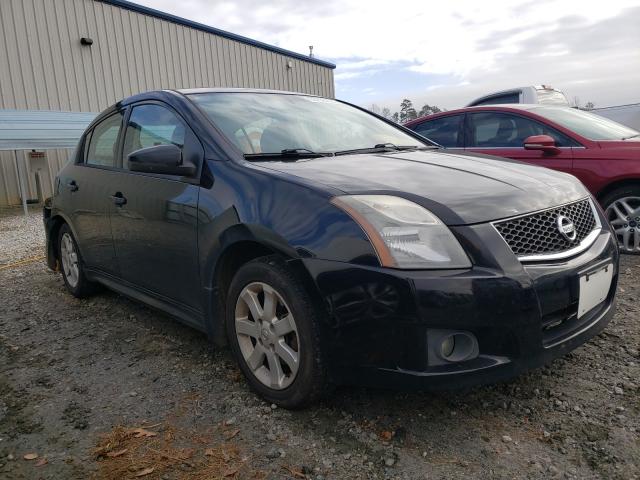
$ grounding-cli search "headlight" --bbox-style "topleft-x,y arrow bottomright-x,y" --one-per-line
331,195 -> 471,269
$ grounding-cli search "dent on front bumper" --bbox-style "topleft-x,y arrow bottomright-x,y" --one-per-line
303,227 -> 619,390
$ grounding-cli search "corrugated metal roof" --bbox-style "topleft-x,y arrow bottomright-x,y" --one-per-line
100,0 -> 337,70
0,110 -> 96,150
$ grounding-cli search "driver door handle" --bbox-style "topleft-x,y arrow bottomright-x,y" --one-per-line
67,180 -> 78,192
110,192 -> 127,206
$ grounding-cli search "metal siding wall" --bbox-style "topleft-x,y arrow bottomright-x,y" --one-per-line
1,0 -> 338,100
0,0 -> 334,205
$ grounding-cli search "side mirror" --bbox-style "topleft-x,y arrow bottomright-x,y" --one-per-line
523,135 -> 559,154
128,144 -> 196,176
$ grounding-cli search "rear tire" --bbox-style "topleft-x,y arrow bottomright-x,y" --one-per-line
225,255 -> 329,408
57,224 -> 100,297
601,186 -> 640,254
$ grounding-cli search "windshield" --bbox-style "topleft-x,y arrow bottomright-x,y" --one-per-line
533,106 -> 639,140
188,92 -> 430,155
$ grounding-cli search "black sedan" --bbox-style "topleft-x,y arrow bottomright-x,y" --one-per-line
44,89 -> 619,408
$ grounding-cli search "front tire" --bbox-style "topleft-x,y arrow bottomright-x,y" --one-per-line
57,224 -> 99,297
602,186 -> 640,254
226,256 -> 328,408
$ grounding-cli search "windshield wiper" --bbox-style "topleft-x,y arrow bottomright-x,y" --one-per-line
622,133 -> 640,140
244,148 -> 333,161
333,143 -> 435,156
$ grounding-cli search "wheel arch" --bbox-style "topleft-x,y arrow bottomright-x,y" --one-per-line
45,212 -> 78,270
204,225 -> 322,347
596,178 -> 640,205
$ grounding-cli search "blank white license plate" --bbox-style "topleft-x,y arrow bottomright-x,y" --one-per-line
578,264 -> 613,318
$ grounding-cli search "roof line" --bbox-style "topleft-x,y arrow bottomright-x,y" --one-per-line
98,0 -> 336,69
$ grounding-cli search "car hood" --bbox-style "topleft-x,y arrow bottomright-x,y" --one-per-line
256,149 -> 589,225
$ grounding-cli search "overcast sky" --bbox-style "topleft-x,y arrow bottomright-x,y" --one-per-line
138,0 -> 640,111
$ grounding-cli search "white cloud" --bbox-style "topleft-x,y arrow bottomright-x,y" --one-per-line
136,0 -> 640,108
334,71 -> 366,81
337,59 -> 391,71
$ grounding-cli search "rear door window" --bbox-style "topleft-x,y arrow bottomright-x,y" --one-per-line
85,112 -> 124,167
467,112 -> 576,148
412,115 -> 463,147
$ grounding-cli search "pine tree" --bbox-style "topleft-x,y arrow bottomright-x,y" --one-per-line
399,99 -> 417,123
418,104 -> 442,117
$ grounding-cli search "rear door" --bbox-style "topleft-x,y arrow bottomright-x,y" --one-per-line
60,111 -> 124,275
109,102 -> 204,313
464,111 -> 575,174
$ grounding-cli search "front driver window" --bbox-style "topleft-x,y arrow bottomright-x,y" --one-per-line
413,115 -> 463,148
468,112 -> 574,148
122,104 -> 187,168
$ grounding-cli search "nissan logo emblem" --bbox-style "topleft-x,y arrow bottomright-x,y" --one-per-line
557,215 -> 577,242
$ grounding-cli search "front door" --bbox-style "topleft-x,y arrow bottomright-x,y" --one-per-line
465,112 -> 574,174
109,102 -> 204,312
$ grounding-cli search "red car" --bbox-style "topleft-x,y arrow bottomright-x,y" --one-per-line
405,105 -> 640,253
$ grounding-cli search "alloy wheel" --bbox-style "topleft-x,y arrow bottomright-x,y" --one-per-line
605,196 -> 640,253
60,232 -> 80,287
234,282 -> 300,390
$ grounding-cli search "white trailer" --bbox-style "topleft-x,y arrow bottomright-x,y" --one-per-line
466,85 -> 569,107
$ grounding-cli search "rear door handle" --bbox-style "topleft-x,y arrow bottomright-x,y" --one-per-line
67,180 -> 78,192
110,192 -> 127,206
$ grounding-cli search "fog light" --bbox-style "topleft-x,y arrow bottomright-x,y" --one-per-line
427,329 -> 479,366
440,336 -> 455,358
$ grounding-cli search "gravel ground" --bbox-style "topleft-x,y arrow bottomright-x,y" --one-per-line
0,206 -> 46,268
1,208 -> 639,480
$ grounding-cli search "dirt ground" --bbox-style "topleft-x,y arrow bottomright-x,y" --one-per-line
1,207 -> 638,480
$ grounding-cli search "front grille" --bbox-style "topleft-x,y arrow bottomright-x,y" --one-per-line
494,199 -> 597,257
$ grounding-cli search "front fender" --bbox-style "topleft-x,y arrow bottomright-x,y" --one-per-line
198,161 -> 381,273
200,212 -> 301,292
197,208 -> 306,344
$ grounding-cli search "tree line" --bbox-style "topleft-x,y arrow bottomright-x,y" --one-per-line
369,97 -> 596,124
368,99 -> 442,124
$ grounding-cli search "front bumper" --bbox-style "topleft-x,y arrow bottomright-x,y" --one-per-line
302,225 -> 619,390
